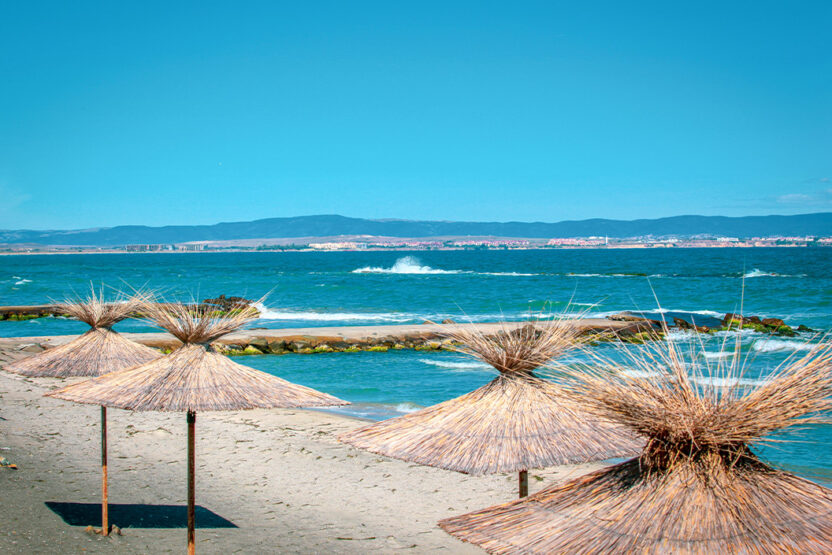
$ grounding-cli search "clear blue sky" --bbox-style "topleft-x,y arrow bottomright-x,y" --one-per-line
1,1 -> 830,229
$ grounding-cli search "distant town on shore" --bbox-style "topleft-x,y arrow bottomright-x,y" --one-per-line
2,213 -> 829,253
3,234 -> 830,254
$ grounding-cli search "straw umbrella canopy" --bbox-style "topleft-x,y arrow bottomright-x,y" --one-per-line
339,319 -> 642,498
439,336 -> 832,554
4,292 -> 160,537
47,300 -> 348,554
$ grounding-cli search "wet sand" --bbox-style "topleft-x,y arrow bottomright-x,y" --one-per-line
0,344 -> 601,554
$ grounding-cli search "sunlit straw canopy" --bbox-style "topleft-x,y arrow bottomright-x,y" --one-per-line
46,298 -> 347,411
340,319 -> 641,475
4,292 -> 160,378
440,337 -> 832,553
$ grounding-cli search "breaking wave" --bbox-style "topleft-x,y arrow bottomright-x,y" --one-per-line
419,358 -> 491,371
742,269 -> 805,278
692,376 -> 769,388
253,303 -> 412,322
752,339 -> 817,353
352,256 -> 462,275
352,257 -> 538,276
701,351 -> 733,360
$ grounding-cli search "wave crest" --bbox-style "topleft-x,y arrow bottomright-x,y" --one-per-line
352,256 -> 461,275
752,339 -> 817,353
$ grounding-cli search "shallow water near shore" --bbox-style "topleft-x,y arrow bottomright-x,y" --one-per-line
1,248 -> 831,483
241,337 -> 832,486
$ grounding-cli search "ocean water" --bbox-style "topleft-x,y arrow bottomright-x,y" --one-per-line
1,248 -> 830,334
1,248 -> 830,482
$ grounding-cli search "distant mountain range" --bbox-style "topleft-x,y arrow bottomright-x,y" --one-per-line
1,213 -> 830,246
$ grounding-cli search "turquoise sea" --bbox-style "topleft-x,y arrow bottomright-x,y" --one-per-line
1,248 -> 830,483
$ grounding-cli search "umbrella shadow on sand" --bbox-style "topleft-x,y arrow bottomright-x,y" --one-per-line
45,502 -> 237,529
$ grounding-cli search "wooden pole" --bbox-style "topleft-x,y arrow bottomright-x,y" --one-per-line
187,411 -> 196,555
101,406 -> 109,536
519,470 -> 528,498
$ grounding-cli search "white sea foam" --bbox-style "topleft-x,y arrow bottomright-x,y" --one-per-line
419,358 -> 491,370
621,369 -> 662,379
701,351 -> 732,360
566,273 -> 647,278
692,376 -> 768,388
351,256 -> 540,276
713,328 -> 763,339
742,269 -> 805,278
664,329 -> 697,342
352,256 -> 462,275
744,268 -> 777,278
752,339 -> 816,353
480,272 -> 537,276
645,308 -> 724,318
14,278 -> 32,285
253,303 -> 412,322
394,402 -> 424,414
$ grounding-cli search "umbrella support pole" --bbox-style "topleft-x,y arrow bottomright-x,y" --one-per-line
101,406 -> 108,536
187,411 -> 196,555
519,470 -> 528,498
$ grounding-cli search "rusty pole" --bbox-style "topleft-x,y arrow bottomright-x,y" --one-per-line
519,470 -> 529,498
187,410 -> 196,555
101,406 -> 109,536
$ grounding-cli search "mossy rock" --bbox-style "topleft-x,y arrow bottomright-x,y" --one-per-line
621,331 -> 661,344
623,334 -> 645,344
797,324 -> 814,333
776,325 -> 796,337
298,347 -> 315,354
722,321 -> 768,333
367,345 -> 389,352
392,343 -> 406,350
344,346 -> 361,352
249,338 -> 270,350
7,313 -> 40,321
313,345 -> 334,353
225,345 -> 264,356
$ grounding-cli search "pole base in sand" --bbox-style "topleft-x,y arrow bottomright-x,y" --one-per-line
519,470 -> 529,498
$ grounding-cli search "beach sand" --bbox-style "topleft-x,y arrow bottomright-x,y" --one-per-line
0,345 -> 602,554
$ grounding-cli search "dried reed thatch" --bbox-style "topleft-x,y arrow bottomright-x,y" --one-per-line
440,335 -> 832,554
340,318 -> 641,496
3,288 -> 161,537
4,292 -> 160,378
46,298 -> 347,411
47,297 -> 347,554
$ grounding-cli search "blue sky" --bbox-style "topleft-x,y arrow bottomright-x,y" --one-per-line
1,1 -> 830,229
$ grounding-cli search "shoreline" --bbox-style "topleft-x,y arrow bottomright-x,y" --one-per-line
0,243 -> 826,256
0,345 -> 602,553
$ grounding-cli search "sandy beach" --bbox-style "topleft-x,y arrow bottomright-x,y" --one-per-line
0,344 -> 601,554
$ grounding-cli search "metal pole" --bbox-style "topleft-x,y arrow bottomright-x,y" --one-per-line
187,411 -> 196,555
101,406 -> 109,536
519,470 -> 528,498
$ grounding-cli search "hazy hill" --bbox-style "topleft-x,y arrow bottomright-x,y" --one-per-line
1,213 -> 829,246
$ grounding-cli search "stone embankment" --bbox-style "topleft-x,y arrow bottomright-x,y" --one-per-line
1,304 -> 814,356
0,320 -> 651,356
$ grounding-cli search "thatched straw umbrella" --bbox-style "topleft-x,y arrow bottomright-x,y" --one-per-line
46,300 -> 348,554
4,292 -> 160,536
339,319 -> 641,498
439,336 -> 832,554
